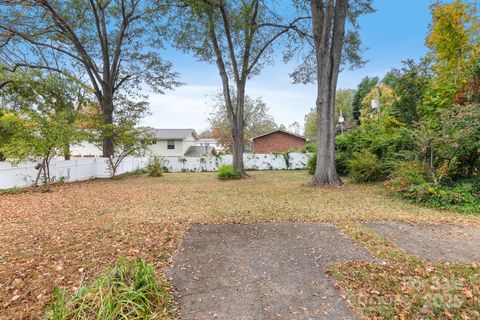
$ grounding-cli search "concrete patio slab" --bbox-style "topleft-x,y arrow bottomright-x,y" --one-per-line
167,222 -> 374,320
365,221 -> 480,263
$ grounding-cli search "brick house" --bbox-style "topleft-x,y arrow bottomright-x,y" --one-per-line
252,129 -> 306,153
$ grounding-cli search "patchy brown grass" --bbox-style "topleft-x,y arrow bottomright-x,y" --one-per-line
329,223 -> 480,319
1,171 -> 479,319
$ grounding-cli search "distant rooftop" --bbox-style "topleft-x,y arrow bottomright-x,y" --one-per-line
184,146 -> 216,157
143,128 -> 199,140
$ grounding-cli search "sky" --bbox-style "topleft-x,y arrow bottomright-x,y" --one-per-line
141,0 -> 434,133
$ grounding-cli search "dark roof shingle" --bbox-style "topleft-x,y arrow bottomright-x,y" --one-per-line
148,129 -> 199,140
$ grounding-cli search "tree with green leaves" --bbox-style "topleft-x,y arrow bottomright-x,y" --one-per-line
0,68 -> 90,160
84,95 -> 152,177
0,108 -> 9,161
92,123 -> 152,177
416,0 -> 480,176
304,88 -> 355,140
382,59 -> 432,125
351,76 -> 378,125
1,109 -> 79,186
0,0 -> 179,157
172,0 -> 308,174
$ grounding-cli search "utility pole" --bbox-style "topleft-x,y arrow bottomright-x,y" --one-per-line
371,85 -> 382,125
338,111 -> 345,134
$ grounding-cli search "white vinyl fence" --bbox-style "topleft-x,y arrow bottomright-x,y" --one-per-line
161,153 -> 309,172
0,153 -> 309,189
0,157 -> 150,189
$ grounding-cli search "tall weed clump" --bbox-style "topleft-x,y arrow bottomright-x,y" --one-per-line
46,258 -> 171,320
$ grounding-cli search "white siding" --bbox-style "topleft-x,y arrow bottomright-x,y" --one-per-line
182,132 -> 198,155
70,141 -> 103,157
147,139 -> 185,157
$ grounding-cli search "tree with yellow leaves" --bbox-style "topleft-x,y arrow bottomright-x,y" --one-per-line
427,0 -> 479,84
360,85 -> 397,124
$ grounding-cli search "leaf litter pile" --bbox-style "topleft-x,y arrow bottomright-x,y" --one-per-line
328,224 -> 480,319
1,171 -> 479,319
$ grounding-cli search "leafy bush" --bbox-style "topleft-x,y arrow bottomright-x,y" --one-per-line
336,123 -> 418,177
386,160 -> 431,193
335,150 -> 350,176
133,167 -> 149,174
404,182 -> 479,209
349,150 -> 385,182
217,164 -> 241,180
303,142 -> 316,153
307,124 -> 417,179
46,258 -> 171,319
148,156 -> 164,177
307,153 -> 317,175
386,161 -> 480,213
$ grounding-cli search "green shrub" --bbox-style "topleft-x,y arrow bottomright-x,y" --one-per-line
386,161 -> 480,213
335,151 -> 350,176
349,150 -> 385,182
133,167 -> 149,174
45,257 -> 171,319
304,142 -> 316,153
148,156 -> 164,177
386,160 -> 431,193
307,153 -> 317,175
405,182 -> 478,207
335,123 -> 418,177
435,183 -> 477,205
217,164 -> 240,180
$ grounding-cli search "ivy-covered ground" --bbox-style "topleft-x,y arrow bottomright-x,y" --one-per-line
1,171 -> 479,319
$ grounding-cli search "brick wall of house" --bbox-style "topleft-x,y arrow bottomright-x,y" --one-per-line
253,131 -> 306,153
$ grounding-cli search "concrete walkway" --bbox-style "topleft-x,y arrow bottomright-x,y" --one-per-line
168,223 -> 373,320
365,221 -> 480,263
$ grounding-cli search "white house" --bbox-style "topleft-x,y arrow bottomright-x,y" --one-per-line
70,141 -> 103,157
70,128 -> 218,158
147,128 -> 201,157
197,138 -> 224,152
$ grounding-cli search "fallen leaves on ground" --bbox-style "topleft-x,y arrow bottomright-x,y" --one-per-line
330,223 -> 480,319
0,171 -> 479,319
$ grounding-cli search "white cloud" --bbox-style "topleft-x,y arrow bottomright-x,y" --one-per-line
141,85 -> 219,130
141,83 -> 316,132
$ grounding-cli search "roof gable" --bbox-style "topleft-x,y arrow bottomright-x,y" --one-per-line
252,129 -> 306,141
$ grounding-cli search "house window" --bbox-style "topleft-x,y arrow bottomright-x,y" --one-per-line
151,139 -> 157,145
167,140 -> 175,150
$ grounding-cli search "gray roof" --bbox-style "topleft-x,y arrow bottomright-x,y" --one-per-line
251,129 -> 306,141
184,146 -> 216,157
148,128 -> 199,140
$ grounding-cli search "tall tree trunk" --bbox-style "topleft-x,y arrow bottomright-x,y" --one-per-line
310,0 -> 347,187
232,82 -> 246,174
64,144 -> 71,160
101,91 -> 115,158
34,162 -> 43,187
232,124 -> 244,172
312,79 -> 339,185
